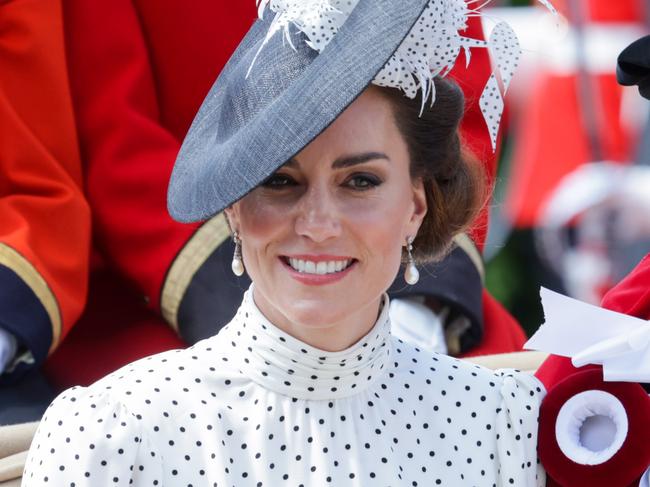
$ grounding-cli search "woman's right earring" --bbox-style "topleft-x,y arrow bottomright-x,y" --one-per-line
404,236 -> 419,285
231,231 -> 245,277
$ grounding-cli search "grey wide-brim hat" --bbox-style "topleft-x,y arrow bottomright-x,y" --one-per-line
168,0 -> 430,223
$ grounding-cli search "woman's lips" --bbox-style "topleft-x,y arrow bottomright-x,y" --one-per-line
279,256 -> 357,286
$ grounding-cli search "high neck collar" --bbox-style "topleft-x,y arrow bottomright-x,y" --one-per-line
226,287 -> 393,400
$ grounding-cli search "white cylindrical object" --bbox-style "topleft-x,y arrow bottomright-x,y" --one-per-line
555,390 -> 628,466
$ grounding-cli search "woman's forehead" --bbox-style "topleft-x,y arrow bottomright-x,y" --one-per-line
286,89 -> 404,166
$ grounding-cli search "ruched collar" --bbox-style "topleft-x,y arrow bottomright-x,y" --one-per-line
225,287 -> 392,400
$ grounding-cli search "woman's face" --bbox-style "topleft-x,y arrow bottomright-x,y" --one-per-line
226,87 -> 427,350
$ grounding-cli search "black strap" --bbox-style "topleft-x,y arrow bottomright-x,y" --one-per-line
567,0 -> 604,162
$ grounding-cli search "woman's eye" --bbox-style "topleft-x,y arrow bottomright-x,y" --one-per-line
262,173 -> 296,188
345,174 -> 382,190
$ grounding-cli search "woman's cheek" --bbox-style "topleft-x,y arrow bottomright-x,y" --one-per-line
344,198 -> 407,265
343,194 -> 408,232
238,194 -> 290,238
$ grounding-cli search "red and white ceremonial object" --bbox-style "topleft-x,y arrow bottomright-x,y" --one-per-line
527,256 -> 650,487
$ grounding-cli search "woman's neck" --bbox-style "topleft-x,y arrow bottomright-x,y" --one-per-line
251,287 -> 383,352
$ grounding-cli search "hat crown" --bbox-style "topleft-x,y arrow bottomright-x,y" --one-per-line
214,21 -> 318,144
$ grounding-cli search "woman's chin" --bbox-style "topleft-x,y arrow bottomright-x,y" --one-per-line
282,300 -> 351,329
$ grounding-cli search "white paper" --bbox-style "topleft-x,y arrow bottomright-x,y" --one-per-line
524,287 -> 650,382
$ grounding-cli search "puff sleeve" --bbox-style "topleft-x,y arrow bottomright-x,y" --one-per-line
494,370 -> 547,487
22,388 -> 161,486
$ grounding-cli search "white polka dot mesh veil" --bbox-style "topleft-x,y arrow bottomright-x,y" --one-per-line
253,0 -> 558,150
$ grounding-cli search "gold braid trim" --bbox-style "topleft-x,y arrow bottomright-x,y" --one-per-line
161,214 -> 231,333
452,233 -> 485,284
0,243 -> 61,353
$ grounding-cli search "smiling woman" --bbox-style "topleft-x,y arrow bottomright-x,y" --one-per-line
226,87 -> 424,351
22,1 -> 548,486
225,83 -> 482,352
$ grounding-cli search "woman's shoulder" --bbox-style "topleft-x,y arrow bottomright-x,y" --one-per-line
389,335 -> 545,409
24,379 -> 164,485
387,337 -> 546,485
53,335 -> 239,420
23,335 -> 248,483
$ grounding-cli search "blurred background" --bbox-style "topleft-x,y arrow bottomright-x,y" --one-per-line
482,0 -> 650,335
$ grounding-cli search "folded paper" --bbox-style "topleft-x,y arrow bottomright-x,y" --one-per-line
525,287 -> 650,382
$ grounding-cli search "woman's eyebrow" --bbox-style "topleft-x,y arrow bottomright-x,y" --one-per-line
332,152 -> 390,169
283,152 -> 389,170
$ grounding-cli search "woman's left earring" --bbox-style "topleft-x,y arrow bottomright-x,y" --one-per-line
404,236 -> 419,285
231,231 -> 245,277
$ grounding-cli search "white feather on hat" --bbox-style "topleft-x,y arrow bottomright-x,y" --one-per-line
254,0 -> 558,150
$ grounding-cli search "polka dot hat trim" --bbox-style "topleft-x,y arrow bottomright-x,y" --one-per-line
227,286 -> 392,401
253,0 -> 557,150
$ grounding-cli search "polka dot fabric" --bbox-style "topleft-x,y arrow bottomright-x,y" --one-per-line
373,0 -> 468,106
24,288 -> 546,486
488,22 -> 521,94
252,0 -> 358,68
253,0 -> 557,150
479,73 -> 505,152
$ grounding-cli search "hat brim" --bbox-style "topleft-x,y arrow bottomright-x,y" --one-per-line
168,0 -> 431,222
617,35 -> 650,99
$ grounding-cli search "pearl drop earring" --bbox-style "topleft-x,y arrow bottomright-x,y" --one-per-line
231,231 -> 245,277
404,236 -> 419,285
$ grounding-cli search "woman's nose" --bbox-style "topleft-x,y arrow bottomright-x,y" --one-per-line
294,186 -> 341,242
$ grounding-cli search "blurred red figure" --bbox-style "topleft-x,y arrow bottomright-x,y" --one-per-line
507,0 -> 647,228
44,0 -> 260,389
0,0 -> 257,403
0,0 -> 90,400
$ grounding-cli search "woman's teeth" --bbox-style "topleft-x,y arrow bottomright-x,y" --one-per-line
288,258 -> 352,275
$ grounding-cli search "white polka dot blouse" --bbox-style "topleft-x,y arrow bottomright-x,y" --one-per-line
23,288 -> 546,486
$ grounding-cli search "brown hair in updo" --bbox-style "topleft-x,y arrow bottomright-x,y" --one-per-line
375,77 -> 487,263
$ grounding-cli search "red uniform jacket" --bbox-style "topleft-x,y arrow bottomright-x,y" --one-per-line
0,0 -> 90,384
